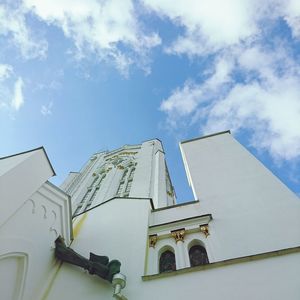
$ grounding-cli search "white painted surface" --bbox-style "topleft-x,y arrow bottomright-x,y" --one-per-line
1,133 -> 300,300
0,150 -> 71,300
60,172 -> 78,191
47,197 -> 151,300
153,150 -> 168,208
46,198 -> 300,300
0,180 -> 72,300
130,141 -> 156,200
49,134 -> 300,299
180,132 -> 300,260
140,252 -> 300,300
69,140 -> 174,215
0,148 -> 54,227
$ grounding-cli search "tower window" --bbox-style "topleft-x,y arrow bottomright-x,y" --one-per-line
159,250 -> 176,273
189,245 -> 209,267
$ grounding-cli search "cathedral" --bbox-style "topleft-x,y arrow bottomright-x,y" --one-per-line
1,130 -> 300,300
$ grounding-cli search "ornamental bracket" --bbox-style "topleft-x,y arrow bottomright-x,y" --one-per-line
171,228 -> 185,243
200,224 -> 210,238
149,234 -> 158,248
55,236 -> 121,283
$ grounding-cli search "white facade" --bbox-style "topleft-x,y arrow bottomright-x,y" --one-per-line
0,148 -> 72,300
1,132 -> 300,300
62,140 -> 176,215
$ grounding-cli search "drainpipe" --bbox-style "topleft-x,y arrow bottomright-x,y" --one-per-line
112,273 -> 128,300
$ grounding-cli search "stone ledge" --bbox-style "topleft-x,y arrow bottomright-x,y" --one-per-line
142,245 -> 300,281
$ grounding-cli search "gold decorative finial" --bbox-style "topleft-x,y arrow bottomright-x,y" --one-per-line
171,229 -> 185,243
167,191 -> 173,197
200,224 -> 209,238
149,235 -> 158,248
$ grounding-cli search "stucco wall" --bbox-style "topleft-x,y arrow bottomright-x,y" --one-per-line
180,132 -> 300,260
0,182 -> 71,300
45,196 -> 300,300
46,197 -> 151,300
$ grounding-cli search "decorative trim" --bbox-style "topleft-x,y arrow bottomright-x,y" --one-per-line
148,214 -> 212,238
142,245 -> 300,281
39,182 -> 73,244
151,200 -> 200,212
0,252 -> 28,300
149,214 -> 212,228
200,224 -> 210,238
105,146 -> 140,159
0,146 -> 56,176
27,199 -> 36,214
149,235 -> 158,248
72,196 -> 154,218
119,151 -> 138,155
155,149 -> 165,155
180,130 -> 231,145
171,229 -> 185,243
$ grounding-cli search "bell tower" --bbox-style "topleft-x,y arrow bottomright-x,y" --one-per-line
60,139 -> 176,215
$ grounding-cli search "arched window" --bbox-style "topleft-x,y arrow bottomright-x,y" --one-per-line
159,250 -> 176,273
116,169 -> 128,196
189,245 -> 209,267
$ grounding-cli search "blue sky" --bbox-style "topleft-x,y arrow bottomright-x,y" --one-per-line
1,0 -> 300,202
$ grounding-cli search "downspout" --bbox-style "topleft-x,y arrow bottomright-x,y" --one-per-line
112,273 -> 128,300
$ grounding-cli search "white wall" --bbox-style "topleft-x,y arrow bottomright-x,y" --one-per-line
0,148 -> 54,227
140,251 -> 300,300
0,182 -> 71,300
47,134 -> 300,300
180,132 -> 300,260
46,197 -> 151,300
0,148 -> 72,300
3,135 -> 299,300
46,196 -> 300,300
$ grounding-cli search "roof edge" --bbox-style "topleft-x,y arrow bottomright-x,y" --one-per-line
180,130 -> 231,145
0,146 -> 56,176
72,196 -> 154,218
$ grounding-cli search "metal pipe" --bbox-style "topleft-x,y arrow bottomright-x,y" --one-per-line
112,273 -> 128,300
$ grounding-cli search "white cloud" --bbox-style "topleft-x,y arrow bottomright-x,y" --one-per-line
161,46 -> 300,160
0,64 -> 13,80
11,77 -> 24,111
23,0 -> 161,73
0,4 -> 47,59
161,81 -> 202,117
41,101 -> 53,116
152,0 -> 300,161
204,77 -> 300,160
142,0 -> 300,57
0,64 -> 13,110
282,0 -> 300,38
142,0 -> 262,56
161,54 -> 234,117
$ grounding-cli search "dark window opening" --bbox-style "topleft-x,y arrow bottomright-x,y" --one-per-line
159,250 -> 176,273
189,245 -> 209,267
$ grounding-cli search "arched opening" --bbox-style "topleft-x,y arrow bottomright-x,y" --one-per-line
159,250 -> 176,273
0,252 -> 28,300
189,245 -> 209,267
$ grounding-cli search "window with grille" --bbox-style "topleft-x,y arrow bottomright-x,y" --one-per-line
189,245 -> 209,267
159,250 -> 176,273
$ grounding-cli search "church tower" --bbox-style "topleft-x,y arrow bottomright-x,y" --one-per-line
61,139 -> 176,215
